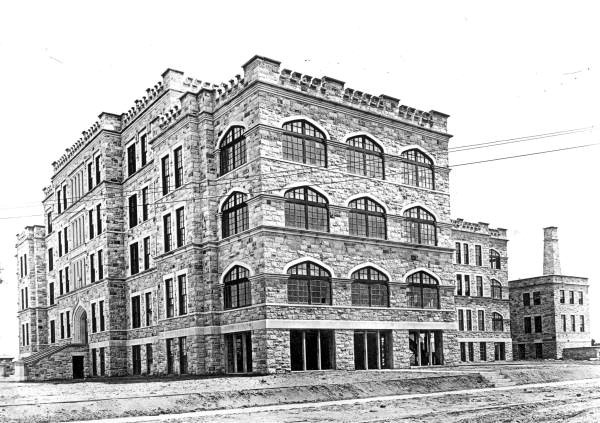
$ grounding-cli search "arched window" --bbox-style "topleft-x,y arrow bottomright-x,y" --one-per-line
347,135 -> 384,178
491,279 -> 502,299
220,126 -> 246,175
349,197 -> 386,239
406,271 -> 440,309
492,312 -> 504,331
400,149 -> 435,190
284,187 -> 329,231
490,249 -> 501,269
223,266 -> 251,309
351,267 -> 389,307
221,192 -> 249,238
287,262 -> 331,305
282,120 -> 326,166
403,207 -> 437,246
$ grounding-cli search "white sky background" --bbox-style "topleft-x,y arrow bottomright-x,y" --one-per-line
0,1 -> 598,356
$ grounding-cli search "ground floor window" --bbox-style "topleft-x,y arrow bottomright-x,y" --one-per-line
166,338 -> 174,374
480,342 -> 487,361
99,347 -> 105,376
535,343 -> 543,359
290,330 -> 335,371
494,342 -> 506,361
468,342 -> 474,361
146,344 -> 153,375
518,344 -> 526,360
132,345 -> 141,375
409,330 -> 443,366
460,342 -> 466,362
179,337 -> 188,374
91,348 -> 97,376
225,331 -> 252,373
354,330 -> 392,370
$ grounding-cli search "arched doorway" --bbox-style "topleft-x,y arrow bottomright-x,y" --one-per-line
72,306 -> 88,344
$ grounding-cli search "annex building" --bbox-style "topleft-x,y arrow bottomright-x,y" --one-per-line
16,56 -> 513,380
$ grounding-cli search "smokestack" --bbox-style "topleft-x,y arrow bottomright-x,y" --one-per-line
543,227 -> 561,275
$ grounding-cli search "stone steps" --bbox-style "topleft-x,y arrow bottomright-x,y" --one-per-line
480,371 -> 517,387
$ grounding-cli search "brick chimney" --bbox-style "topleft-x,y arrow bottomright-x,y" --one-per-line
543,226 -> 561,275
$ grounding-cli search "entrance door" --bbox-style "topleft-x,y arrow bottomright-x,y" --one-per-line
72,356 -> 84,379
409,330 -> 444,366
494,342 -> 506,361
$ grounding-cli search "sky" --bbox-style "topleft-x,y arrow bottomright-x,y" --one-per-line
0,1 -> 598,356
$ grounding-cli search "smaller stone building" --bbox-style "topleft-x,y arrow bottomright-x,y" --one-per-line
509,227 -> 590,359
452,219 -> 512,363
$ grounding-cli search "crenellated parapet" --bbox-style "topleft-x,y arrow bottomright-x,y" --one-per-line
452,218 -> 507,239
42,186 -> 53,199
122,80 -> 165,127
52,120 -> 101,172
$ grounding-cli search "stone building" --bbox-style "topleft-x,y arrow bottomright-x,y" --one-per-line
509,227 -> 590,359
15,55 -> 514,380
451,219 -> 513,363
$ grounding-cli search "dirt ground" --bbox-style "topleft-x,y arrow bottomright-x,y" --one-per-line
2,361 -> 600,422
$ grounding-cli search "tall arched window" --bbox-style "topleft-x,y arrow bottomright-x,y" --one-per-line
220,126 -> 246,175
406,271 -> 440,309
282,120 -> 326,166
490,249 -> 501,269
403,207 -> 437,246
284,187 -> 329,231
287,262 -> 331,305
491,279 -> 502,299
351,267 -> 389,307
221,192 -> 249,238
492,312 -> 504,331
349,197 -> 386,239
347,135 -> 384,178
400,149 -> 434,189
223,266 -> 251,309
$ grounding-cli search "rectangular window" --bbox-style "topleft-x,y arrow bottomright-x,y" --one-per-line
163,214 -> 172,253
130,242 -> 139,275
92,348 -> 97,376
533,291 -> 541,305
464,275 -> 471,296
66,310 -> 71,338
560,290 -> 565,304
140,132 -> 147,167
142,187 -> 148,221
561,314 -> 567,332
59,270 -> 64,295
88,162 -> 93,191
466,309 -> 473,331
179,336 -> 187,374
178,274 -> 187,315
57,190 -> 62,214
24,254 -> 27,276
478,310 -> 485,331
523,292 -> 530,306
95,156 -> 101,185
571,315 -> 576,332
127,143 -> 136,176
468,342 -> 474,361
58,231 -> 63,256
98,249 -> 103,280
92,302 -> 97,333
476,276 -> 483,297
48,248 -> 54,271
475,245 -> 482,266
62,185 -> 67,210
24,287 -> 28,308
60,313 -> 65,339
166,338 -> 174,374
50,320 -> 56,344
99,300 -> 105,331
49,282 -> 55,305
128,195 -> 138,228
458,309 -> 464,331
456,274 -> 462,296
96,204 -> 102,233
90,253 -> 95,283
579,291 -> 584,305
131,295 -> 141,328
161,155 -> 170,195
463,243 -> 469,265
569,291 -> 574,304
65,267 -> 70,292
165,278 -> 174,318
580,315 -> 585,332
524,316 -> 532,333
146,344 -> 153,374
480,342 -> 486,361
534,315 -> 542,333
47,211 -> 53,233
63,227 -> 68,253
99,347 -> 105,376
143,237 -> 150,270
174,147 -> 183,189
455,242 -> 461,264
88,209 -> 94,239
145,292 -> 152,326
460,342 -> 466,362
176,207 -> 185,248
